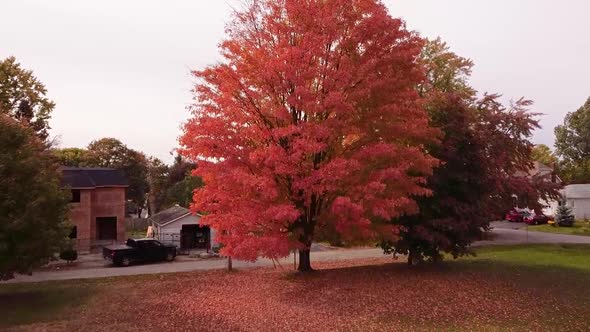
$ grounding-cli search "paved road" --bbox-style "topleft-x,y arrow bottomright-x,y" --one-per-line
4,225 -> 590,284
3,247 -> 387,284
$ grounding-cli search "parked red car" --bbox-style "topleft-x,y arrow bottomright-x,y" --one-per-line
523,213 -> 550,225
505,209 -> 527,223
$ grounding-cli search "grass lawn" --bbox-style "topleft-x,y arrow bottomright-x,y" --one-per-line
529,219 -> 590,237
469,243 -> 590,272
1,244 -> 590,331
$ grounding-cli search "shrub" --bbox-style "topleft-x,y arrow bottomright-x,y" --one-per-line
555,205 -> 575,227
59,248 -> 78,263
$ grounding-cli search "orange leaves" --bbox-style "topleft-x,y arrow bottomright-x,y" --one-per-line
180,0 -> 438,264
40,259 -> 590,331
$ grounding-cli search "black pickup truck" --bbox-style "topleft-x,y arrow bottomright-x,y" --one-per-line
103,238 -> 177,267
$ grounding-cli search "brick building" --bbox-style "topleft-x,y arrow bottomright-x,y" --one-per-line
61,168 -> 129,253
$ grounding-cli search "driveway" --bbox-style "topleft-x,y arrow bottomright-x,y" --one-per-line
4,225 -> 590,283
489,220 -> 528,230
478,223 -> 590,246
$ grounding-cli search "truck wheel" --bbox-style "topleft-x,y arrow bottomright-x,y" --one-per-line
166,253 -> 175,262
121,257 -> 131,267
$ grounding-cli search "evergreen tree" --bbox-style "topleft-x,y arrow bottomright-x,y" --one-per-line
555,204 -> 575,227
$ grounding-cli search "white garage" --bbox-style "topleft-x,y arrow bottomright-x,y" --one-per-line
563,184 -> 590,220
150,205 -> 217,253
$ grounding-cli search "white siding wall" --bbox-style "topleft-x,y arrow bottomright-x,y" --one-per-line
155,215 -> 218,248
571,198 -> 590,220
541,198 -> 559,216
157,227 -> 182,246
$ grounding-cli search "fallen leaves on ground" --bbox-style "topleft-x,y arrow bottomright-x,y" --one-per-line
5,258 -> 590,332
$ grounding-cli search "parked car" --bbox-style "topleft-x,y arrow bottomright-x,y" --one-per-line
103,238 -> 176,267
523,212 -> 550,225
505,209 -> 528,223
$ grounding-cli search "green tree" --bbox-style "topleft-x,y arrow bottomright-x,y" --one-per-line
555,97 -> 590,184
531,144 -> 558,167
161,155 -> 203,209
163,175 -> 203,209
555,205 -> 575,227
381,38 -> 561,265
86,138 -> 149,216
53,148 -> 89,167
0,115 -> 70,280
86,138 -> 133,167
419,38 -> 475,98
147,157 -> 169,214
0,56 -> 55,140
558,159 -> 590,184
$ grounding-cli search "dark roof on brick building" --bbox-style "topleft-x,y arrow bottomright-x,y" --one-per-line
61,167 -> 129,189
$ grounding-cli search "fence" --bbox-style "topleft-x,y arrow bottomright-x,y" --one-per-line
156,232 -> 182,249
156,232 -> 200,255
68,233 -> 206,255
155,232 -> 213,255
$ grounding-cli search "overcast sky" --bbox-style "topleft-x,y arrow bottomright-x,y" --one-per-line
2,0 -> 589,163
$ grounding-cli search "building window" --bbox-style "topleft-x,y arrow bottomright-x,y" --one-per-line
71,189 -> 81,203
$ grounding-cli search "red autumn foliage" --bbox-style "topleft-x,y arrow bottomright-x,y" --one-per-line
180,0 -> 438,270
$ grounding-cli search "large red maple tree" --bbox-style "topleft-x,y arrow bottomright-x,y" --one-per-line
180,0 -> 438,271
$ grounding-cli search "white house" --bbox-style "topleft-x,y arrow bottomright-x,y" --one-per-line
150,205 -> 217,252
562,184 -> 590,220
515,161 -> 561,216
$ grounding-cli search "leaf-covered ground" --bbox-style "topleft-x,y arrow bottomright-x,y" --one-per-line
2,245 -> 590,332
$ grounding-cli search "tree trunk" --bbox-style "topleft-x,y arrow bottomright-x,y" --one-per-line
227,256 -> 233,271
298,249 -> 313,272
295,211 -> 317,272
147,194 -> 154,217
407,248 -> 420,266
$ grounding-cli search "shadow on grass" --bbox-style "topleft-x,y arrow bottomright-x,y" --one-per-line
0,283 -> 95,328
